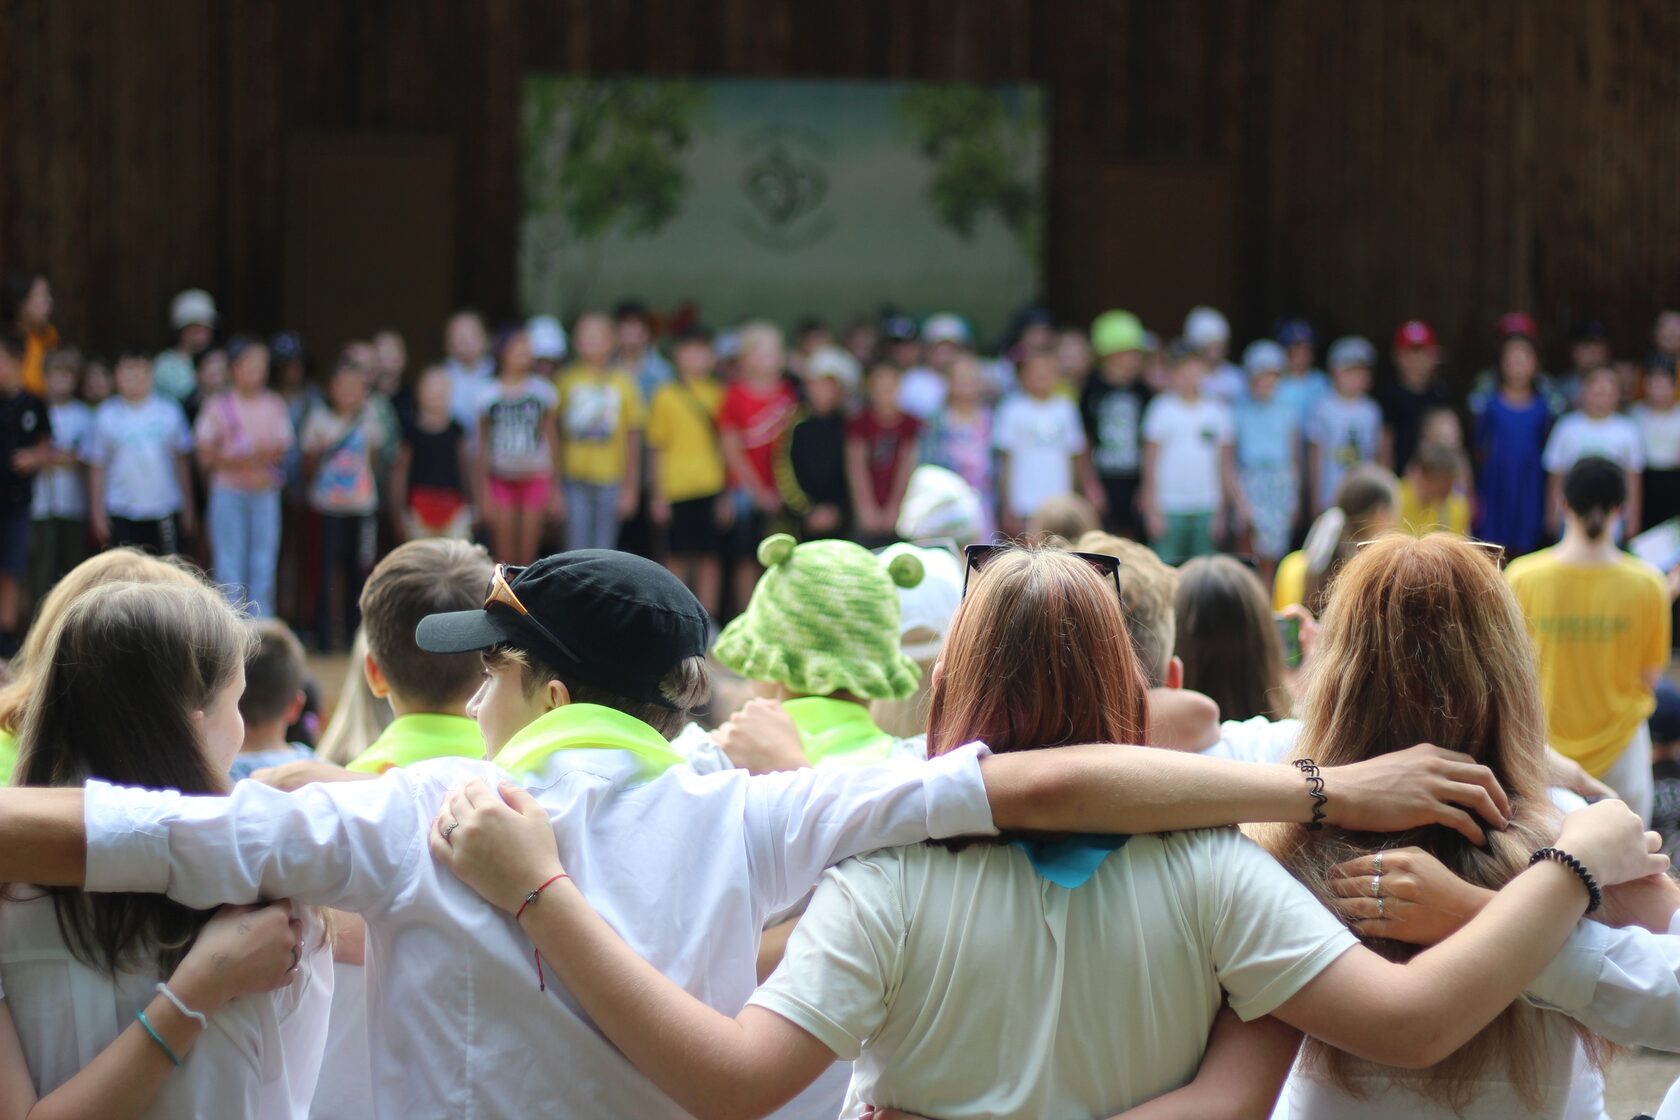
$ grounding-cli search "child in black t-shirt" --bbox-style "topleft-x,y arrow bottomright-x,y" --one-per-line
392,366 -> 470,540
0,334 -> 51,654
1081,311 -> 1151,538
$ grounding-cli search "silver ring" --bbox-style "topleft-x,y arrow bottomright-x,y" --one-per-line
443,820 -> 460,841
1376,896 -> 1386,917
1372,852 -> 1385,875
1371,874 -> 1382,899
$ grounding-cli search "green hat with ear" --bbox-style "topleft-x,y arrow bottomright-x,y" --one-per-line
714,535 -> 924,701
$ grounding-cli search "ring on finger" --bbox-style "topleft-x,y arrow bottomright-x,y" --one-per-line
1376,895 -> 1386,917
442,820 -> 460,842
1371,873 -> 1382,899
1372,852 -> 1385,875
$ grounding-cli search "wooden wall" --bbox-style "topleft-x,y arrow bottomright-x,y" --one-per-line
1,0 -> 1677,379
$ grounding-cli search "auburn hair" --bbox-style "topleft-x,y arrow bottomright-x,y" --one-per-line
926,546 -> 1148,763
1263,534 -> 1599,1110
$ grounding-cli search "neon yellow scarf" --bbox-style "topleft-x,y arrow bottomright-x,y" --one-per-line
492,703 -> 684,783
346,713 -> 485,774
783,697 -> 894,767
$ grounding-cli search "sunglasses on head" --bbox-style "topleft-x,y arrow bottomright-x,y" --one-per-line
961,543 -> 1123,599
484,563 -> 581,663
1353,536 -> 1508,569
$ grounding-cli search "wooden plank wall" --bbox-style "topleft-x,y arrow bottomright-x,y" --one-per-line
1,0 -> 1676,381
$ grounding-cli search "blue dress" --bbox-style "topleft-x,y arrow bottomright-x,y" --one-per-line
1473,392 -> 1553,555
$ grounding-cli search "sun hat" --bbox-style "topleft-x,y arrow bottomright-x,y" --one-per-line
713,535 -> 924,701
1242,339 -> 1286,378
803,346 -> 861,391
922,313 -> 972,346
171,289 -> 217,331
896,465 -> 986,546
1183,306 -> 1231,350
1327,335 -> 1377,371
527,315 -> 568,361
1091,310 -> 1146,357
877,543 -> 964,662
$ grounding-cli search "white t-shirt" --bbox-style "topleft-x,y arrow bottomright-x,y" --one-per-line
0,892 -> 332,1119
1204,361 -> 1248,405
309,960 -> 371,1120
1543,412 -> 1644,475
749,827 -> 1357,1120
1635,406 -> 1680,471
1142,394 -> 1234,514
1307,394 -> 1383,510
82,395 -> 192,519
992,393 -> 1087,518
32,398 -> 92,519
84,748 -> 996,1120
897,367 -> 947,422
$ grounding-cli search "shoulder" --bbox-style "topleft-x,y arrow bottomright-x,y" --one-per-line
1619,554 -> 1668,593
1504,550 -> 1554,583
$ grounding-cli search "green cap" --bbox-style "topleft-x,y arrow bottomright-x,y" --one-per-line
713,535 -> 925,702
1091,310 -> 1146,357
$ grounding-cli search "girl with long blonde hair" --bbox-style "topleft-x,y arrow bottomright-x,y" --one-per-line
431,545 -> 1663,1120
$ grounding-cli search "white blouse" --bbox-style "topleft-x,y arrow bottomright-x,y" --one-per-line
0,891 -> 332,1119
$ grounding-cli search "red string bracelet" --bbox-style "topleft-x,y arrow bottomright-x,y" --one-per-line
515,872 -> 569,991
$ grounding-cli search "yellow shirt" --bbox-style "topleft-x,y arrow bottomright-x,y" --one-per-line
1274,550 -> 1306,611
1399,478 -> 1470,536
646,379 -> 725,502
1506,550 -> 1670,776
554,364 -> 645,485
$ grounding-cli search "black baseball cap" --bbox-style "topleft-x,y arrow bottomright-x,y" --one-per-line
415,551 -> 710,707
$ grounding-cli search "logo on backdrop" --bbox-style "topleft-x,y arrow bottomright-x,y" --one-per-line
736,125 -> 836,251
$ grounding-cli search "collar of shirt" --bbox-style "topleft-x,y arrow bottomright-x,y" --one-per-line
490,703 -> 683,785
346,713 -> 486,774
783,696 -> 895,766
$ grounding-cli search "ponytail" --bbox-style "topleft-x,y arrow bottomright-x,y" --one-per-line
1563,458 -> 1626,541
1583,509 -> 1608,541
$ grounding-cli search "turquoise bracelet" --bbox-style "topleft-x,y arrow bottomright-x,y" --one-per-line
136,1009 -> 183,1067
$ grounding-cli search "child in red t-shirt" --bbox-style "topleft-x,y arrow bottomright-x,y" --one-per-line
845,363 -> 921,547
718,322 -> 798,606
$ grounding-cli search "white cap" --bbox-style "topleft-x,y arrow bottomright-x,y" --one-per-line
896,465 -> 986,548
1183,305 -> 1230,350
1242,339 -> 1287,378
527,315 -> 567,361
803,346 -> 861,391
170,289 -> 217,330
877,543 -> 964,662
714,330 -> 742,360
922,313 -> 971,346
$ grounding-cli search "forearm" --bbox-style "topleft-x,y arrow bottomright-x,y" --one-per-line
844,444 -> 877,520
172,458 -> 193,507
520,883 -> 815,1119
1109,1009 -> 1298,1120
0,789 -> 87,885
982,745 -> 1319,833
8,994 -> 204,1120
623,432 -> 642,495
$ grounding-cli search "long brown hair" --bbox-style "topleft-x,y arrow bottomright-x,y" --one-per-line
1265,535 -> 1593,1110
1174,556 -> 1288,721
14,580 -> 253,976
926,547 -> 1148,761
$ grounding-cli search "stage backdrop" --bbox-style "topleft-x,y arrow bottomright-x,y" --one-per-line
520,77 -> 1045,342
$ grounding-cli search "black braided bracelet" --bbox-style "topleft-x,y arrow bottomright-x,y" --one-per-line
1293,759 -> 1327,831
1530,847 -> 1603,914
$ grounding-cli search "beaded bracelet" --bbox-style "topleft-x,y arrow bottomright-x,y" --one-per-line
136,1009 -> 183,1067
1530,847 -> 1603,913
1293,759 -> 1327,831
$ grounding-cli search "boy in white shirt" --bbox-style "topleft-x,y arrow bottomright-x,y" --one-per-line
1635,358 -> 1680,531
1544,365 -> 1644,537
1140,347 -> 1241,564
1308,335 -> 1384,516
0,550 -> 1512,1119
992,350 -> 1089,537
84,350 -> 195,555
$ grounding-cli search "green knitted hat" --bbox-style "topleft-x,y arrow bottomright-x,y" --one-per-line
714,535 -> 925,701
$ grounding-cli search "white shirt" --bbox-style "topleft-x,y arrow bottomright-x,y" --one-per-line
32,398 -> 91,519
992,393 -> 1086,518
309,961 -> 371,1120
1142,393 -> 1234,514
1204,361 -> 1248,405
897,367 -> 947,421
445,358 -> 495,431
1203,716 -> 1301,764
0,891 -> 332,1119
1307,394 -> 1382,510
84,748 -> 996,1120
1543,412 -> 1645,475
750,827 -> 1358,1120
1633,405 -> 1680,471
82,395 -> 192,519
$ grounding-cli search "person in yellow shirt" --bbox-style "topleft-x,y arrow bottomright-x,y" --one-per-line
555,311 -> 645,551
1506,456 -> 1670,824
647,325 -> 725,617
2,271 -> 56,396
1398,442 -> 1471,536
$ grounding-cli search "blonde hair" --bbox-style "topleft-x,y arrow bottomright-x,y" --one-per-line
1263,535 -> 1597,1109
1027,494 -> 1100,547
316,627 -> 394,766
1075,531 -> 1178,687
737,321 -> 784,360
0,550 -> 205,741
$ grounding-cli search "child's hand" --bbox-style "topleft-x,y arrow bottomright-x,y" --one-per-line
548,485 -> 567,524
179,504 -> 198,538
649,495 -> 671,526
430,779 -> 564,915
715,492 -> 737,529
253,759 -> 372,792
716,699 -> 810,774
89,510 -> 111,546
806,504 -> 841,535
615,486 -> 639,521
171,901 -> 304,1014
1143,508 -> 1166,541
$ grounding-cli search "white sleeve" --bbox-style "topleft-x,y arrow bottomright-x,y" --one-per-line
170,402 -> 192,453
668,721 -> 733,775
1525,920 -> 1680,1051
1141,398 -> 1167,444
991,400 -> 1016,450
1062,400 -> 1087,453
742,742 -> 995,916
747,854 -> 902,1060
83,769 -> 439,914
1214,402 -> 1235,446
1194,828 -> 1359,1021
1542,418 -> 1572,473
1624,421 -> 1647,471
1201,717 -> 1301,764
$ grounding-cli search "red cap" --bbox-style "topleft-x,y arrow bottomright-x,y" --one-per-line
1497,311 -> 1538,340
1393,320 -> 1438,351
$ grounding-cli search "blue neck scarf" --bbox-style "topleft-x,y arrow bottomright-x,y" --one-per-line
1013,834 -> 1131,888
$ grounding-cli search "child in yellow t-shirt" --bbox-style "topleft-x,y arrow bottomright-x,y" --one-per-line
647,326 -> 725,616
1398,442 -> 1470,536
555,312 -> 645,551
1506,456 -> 1670,824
